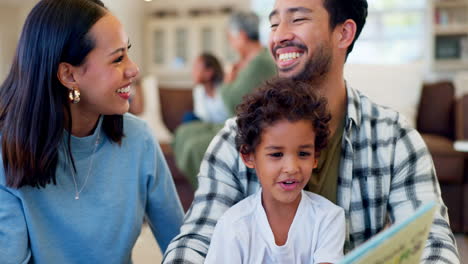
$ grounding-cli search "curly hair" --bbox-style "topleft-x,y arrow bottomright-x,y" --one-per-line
235,78 -> 331,156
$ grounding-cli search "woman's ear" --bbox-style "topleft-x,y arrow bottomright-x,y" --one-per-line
240,152 -> 256,169
57,62 -> 78,90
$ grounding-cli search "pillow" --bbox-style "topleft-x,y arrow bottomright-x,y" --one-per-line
417,82 -> 455,140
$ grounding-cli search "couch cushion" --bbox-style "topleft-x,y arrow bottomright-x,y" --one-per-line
417,82 -> 455,140
456,94 -> 468,140
421,134 -> 464,183
159,87 -> 193,133
440,184 -> 463,233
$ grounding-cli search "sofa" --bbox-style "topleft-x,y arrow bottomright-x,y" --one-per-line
137,75 -> 194,212
456,93 -> 468,233
416,81 -> 468,233
158,86 -> 195,212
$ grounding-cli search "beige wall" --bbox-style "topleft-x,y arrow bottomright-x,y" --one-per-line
0,0 -> 146,83
0,2 -> 34,81
103,0 -> 145,74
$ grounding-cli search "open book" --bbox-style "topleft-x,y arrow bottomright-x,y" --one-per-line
338,201 -> 437,264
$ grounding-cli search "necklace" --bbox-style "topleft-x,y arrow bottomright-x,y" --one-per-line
70,130 -> 101,200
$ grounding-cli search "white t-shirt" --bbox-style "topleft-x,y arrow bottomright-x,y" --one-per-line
193,84 -> 229,123
205,189 -> 345,264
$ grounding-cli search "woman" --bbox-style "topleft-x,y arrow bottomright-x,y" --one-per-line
0,0 -> 184,263
183,53 -> 228,124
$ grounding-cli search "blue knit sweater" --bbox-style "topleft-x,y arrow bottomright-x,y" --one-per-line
0,114 -> 184,264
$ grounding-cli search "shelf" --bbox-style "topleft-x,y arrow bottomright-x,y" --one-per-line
434,59 -> 468,70
434,25 -> 468,35
432,0 -> 468,72
434,0 -> 468,8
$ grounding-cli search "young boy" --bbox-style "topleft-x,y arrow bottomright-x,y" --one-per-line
204,78 -> 345,264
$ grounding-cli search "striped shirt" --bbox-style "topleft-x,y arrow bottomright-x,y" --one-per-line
163,85 -> 460,264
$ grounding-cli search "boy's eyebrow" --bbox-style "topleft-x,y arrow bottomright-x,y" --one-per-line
265,146 -> 283,150
264,144 -> 314,150
269,7 -> 313,21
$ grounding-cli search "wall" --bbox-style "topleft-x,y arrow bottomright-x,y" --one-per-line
0,2 -> 34,82
102,0 -> 145,74
0,0 -> 146,83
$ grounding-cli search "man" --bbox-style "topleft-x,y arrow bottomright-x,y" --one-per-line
173,11 -> 276,186
164,0 -> 460,263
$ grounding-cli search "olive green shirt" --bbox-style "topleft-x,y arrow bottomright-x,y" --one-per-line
307,119 -> 344,204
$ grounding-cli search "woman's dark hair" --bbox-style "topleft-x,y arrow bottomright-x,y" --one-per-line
324,0 -> 368,56
199,53 -> 224,86
235,78 -> 331,156
0,0 -> 124,189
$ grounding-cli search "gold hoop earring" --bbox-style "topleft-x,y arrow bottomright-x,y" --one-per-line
69,88 -> 80,104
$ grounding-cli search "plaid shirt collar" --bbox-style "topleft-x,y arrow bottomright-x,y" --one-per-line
345,82 -> 363,131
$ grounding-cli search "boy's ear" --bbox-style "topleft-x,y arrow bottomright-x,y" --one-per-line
57,62 -> 78,90
313,153 -> 319,169
240,152 -> 256,169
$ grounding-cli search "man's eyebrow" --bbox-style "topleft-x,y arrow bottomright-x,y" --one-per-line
288,7 -> 313,15
269,7 -> 313,20
269,10 -> 278,20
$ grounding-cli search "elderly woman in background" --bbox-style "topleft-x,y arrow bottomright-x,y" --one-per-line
172,11 -> 277,187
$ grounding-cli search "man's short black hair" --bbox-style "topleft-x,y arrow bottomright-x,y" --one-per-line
324,0 -> 368,56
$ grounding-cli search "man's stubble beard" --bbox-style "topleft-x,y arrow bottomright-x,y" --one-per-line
289,43 -> 333,86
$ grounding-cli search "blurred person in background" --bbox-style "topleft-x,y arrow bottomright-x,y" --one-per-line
182,53 -> 227,124
172,11 -> 276,187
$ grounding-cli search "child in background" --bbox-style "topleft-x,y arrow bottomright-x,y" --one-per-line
205,78 -> 345,264
182,53 -> 228,124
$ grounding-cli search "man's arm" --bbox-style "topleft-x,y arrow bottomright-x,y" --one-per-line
389,126 -> 460,263
163,118 -> 250,263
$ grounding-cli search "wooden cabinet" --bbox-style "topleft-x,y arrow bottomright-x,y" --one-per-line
145,13 -> 236,87
432,0 -> 468,70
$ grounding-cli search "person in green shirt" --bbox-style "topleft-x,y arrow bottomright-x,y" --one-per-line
173,11 -> 277,187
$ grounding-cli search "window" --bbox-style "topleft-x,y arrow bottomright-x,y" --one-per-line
175,28 -> 188,66
153,30 -> 165,64
201,27 -> 214,53
252,0 -> 428,64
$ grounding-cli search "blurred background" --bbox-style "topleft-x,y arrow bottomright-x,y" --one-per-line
0,0 -> 467,263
